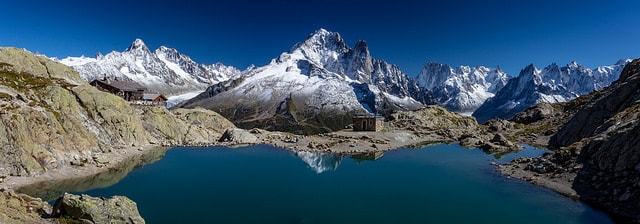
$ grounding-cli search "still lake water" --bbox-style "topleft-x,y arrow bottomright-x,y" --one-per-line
29,144 -> 613,223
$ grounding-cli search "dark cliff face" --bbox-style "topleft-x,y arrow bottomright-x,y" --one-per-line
551,59 -> 640,223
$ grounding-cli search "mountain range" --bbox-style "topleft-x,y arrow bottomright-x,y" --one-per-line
181,29 -> 429,133
473,60 -> 629,123
415,62 -> 509,113
54,39 -> 242,97
55,29 -> 628,130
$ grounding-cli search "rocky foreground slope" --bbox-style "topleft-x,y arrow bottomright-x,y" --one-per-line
0,47 -> 234,177
0,47 -> 236,223
552,59 -> 640,223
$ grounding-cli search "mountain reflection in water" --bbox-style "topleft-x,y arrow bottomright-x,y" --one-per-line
293,151 -> 384,173
17,147 -> 169,201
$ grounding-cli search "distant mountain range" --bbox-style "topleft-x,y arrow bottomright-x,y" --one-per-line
415,62 -> 509,113
54,29 -> 629,130
54,39 -> 241,97
473,60 -> 629,123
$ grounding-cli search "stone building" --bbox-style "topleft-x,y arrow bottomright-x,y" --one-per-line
352,115 -> 384,132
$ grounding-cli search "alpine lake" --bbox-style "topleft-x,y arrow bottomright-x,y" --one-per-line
19,144 -> 613,224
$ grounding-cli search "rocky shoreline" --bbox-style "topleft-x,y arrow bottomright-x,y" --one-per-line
0,123 -> 620,223
0,145 -> 164,195
496,155 -> 579,198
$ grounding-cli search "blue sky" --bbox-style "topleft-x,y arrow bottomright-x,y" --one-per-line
2,0 -> 639,76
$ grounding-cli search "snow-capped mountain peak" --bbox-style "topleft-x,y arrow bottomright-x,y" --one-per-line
181,29 -> 428,133
292,28 -> 350,63
301,28 -> 348,50
568,61 -> 580,69
57,39 -> 241,99
126,38 -> 149,52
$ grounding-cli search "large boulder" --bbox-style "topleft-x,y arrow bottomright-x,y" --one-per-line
52,193 -> 145,224
139,106 -> 237,146
388,105 -> 479,140
510,103 -> 558,124
219,128 -> 259,144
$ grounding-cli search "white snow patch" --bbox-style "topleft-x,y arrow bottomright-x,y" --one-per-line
59,56 -> 97,66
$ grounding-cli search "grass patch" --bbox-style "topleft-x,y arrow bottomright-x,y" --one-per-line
0,70 -> 56,92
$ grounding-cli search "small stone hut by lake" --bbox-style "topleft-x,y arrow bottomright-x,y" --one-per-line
352,115 -> 384,132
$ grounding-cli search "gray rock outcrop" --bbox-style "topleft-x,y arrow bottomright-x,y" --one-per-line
388,105 -> 479,140
52,193 -> 145,224
510,103 -> 557,124
479,133 -> 520,154
219,128 -> 259,144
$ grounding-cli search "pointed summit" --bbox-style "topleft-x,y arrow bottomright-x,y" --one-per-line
126,38 -> 149,52
352,40 -> 371,58
567,61 -> 580,69
519,63 -> 538,76
354,40 -> 368,51
310,28 -> 331,37
294,28 -> 349,54
156,45 -> 178,55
